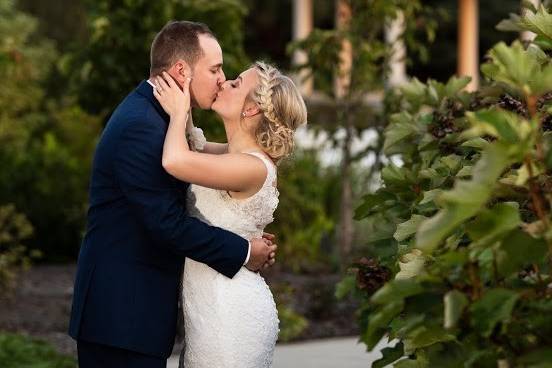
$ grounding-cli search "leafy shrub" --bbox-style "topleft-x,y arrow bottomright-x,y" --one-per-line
0,205 -> 35,297
343,5 -> 552,367
276,304 -> 309,343
273,283 -> 309,342
0,333 -> 76,368
269,150 -> 338,273
0,1 -> 102,261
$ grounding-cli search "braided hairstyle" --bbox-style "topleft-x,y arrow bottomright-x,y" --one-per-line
249,61 -> 307,164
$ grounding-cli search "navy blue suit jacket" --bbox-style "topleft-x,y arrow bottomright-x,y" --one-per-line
68,80 -> 248,358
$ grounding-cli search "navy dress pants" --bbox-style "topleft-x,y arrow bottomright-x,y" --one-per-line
77,340 -> 166,368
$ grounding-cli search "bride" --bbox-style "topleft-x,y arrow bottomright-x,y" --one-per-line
152,61 -> 307,367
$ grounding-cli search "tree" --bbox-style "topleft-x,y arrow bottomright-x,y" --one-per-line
289,0 -> 441,267
67,0 -> 251,139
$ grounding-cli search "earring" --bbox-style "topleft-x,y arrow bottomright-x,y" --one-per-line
242,112 -> 246,117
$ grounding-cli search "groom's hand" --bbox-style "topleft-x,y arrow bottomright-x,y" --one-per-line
245,238 -> 277,272
262,232 -> 276,242
261,232 -> 277,270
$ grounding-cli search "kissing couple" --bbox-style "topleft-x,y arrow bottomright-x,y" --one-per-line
69,20 -> 308,368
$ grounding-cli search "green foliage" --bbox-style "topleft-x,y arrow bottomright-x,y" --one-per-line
269,150 -> 338,273
289,0 -> 442,100
0,205 -> 35,297
288,0 -> 443,267
373,342 -> 405,368
273,283 -> 309,342
276,304 -> 309,343
349,6 -> 552,367
0,333 -> 76,368
498,2 -> 552,52
0,0 -> 56,130
0,108 -> 101,261
0,0 -> 102,261
68,0 -> 250,138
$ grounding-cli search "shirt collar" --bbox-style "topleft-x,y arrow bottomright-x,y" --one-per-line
135,80 -> 169,124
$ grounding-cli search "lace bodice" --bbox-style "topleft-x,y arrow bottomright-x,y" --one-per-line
185,151 -> 279,240
181,150 -> 280,368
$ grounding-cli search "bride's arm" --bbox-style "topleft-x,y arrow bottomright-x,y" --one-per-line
154,73 -> 266,192
200,141 -> 229,155
186,113 -> 228,154
164,150 -> 267,193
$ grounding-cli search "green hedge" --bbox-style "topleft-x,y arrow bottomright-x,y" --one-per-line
0,333 -> 76,368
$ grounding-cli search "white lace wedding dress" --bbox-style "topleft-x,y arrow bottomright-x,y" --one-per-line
182,151 -> 280,368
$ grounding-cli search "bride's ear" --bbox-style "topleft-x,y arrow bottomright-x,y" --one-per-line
242,103 -> 261,118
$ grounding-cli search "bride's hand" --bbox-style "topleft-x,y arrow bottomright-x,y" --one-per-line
153,71 -> 192,119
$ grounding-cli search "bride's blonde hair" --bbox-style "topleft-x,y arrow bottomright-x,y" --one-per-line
248,61 -> 307,164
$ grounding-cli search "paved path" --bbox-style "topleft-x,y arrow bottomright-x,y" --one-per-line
167,336 -> 392,368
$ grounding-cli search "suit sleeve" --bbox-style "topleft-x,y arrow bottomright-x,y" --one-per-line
114,117 -> 248,278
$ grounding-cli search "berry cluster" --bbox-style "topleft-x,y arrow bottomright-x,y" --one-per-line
543,114 -> 552,132
538,92 -> 552,132
428,99 -> 464,139
351,257 -> 391,295
498,93 -> 528,117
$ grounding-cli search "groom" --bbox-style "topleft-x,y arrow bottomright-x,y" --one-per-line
69,21 -> 277,368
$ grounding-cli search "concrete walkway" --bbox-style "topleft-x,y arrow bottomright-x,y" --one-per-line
168,336 -> 392,368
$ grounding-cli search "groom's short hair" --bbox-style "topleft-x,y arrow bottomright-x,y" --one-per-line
150,21 -> 215,76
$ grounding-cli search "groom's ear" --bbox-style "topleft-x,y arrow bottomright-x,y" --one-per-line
170,60 -> 193,86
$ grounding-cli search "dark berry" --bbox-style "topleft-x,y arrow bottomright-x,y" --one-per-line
498,94 -> 528,117
351,257 -> 391,295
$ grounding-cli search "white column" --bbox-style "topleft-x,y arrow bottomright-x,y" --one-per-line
292,0 -> 313,96
520,0 -> 541,43
457,0 -> 479,92
385,11 -> 407,88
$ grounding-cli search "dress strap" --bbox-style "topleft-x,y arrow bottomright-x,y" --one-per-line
243,151 -> 277,185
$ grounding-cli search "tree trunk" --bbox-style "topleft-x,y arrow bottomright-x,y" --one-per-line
334,0 -> 354,266
338,115 -> 355,267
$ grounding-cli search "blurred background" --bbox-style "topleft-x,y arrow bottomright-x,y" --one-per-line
0,0 -> 535,365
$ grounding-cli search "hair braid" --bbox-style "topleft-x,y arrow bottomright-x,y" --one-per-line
248,61 -> 307,164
